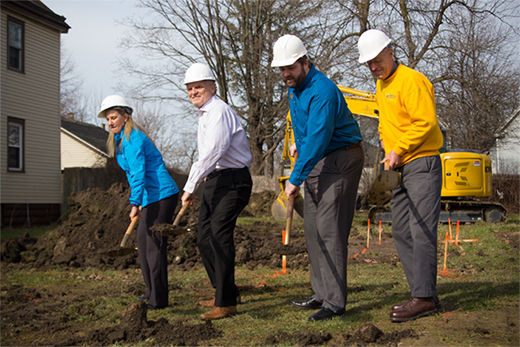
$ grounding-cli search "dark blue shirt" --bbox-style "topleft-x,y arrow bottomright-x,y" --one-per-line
288,64 -> 362,186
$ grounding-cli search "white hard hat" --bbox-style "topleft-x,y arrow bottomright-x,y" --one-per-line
357,29 -> 392,63
97,94 -> 132,118
184,63 -> 215,84
271,34 -> 308,67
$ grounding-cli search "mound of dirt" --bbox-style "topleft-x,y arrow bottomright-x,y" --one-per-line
1,184 -> 309,270
81,302 -> 221,346
341,323 -> 418,346
2,183 -> 398,271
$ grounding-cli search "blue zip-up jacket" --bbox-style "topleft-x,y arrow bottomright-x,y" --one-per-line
288,64 -> 363,186
115,125 -> 178,207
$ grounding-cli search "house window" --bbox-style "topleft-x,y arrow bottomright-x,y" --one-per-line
7,117 -> 24,172
7,16 -> 24,72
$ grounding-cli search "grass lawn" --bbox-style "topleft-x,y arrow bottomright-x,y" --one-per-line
1,215 -> 519,346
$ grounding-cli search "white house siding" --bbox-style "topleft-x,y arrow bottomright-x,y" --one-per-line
60,132 -> 107,170
1,8 -> 62,204
490,115 -> 520,175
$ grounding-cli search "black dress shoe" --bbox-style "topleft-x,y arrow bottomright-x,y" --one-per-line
308,307 -> 345,321
291,297 -> 322,309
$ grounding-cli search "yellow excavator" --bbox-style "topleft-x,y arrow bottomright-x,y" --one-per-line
272,86 -> 507,223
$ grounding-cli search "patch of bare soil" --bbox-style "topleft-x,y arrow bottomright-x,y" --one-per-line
495,229 -> 520,250
0,284 -> 220,346
83,302 -> 220,346
1,184 -> 399,271
341,323 -> 418,346
263,323 -> 418,346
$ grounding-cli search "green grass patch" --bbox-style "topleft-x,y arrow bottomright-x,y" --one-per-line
1,224 -> 57,240
1,216 -> 519,346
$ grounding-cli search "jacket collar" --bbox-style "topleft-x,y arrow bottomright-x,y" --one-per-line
114,123 -> 126,142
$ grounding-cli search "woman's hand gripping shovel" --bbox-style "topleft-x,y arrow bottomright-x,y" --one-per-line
150,202 -> 190,237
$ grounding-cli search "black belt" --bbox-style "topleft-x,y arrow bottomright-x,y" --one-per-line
326,142 -> 361,156
346,142 -> 361,150
207,167 -> 248,179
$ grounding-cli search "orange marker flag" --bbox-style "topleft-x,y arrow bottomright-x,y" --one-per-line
378,220 -> 382,245
367,218 -> 371,248
455,221 -> 460,246
448,218 -> 453,239
443,231 -> 449,273
282,255 -> 287,274
282,229 -> 286,244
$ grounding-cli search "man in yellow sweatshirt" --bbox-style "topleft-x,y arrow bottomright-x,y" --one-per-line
358,29 -> 444,322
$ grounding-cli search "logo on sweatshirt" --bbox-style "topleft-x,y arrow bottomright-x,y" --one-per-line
385,93 -> 397,100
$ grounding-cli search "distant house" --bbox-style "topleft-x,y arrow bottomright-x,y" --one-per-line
1,0 -> 70,227
61,117 -> 109,170
489,107 -> 520,175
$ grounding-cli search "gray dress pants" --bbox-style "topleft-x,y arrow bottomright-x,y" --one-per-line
391,155 -> 442,298
303,144 -> 364,313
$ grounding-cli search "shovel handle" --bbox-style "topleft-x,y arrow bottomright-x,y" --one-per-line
284,196 -> 294,245
173,202 -> 189,227
120,215 -> 139,248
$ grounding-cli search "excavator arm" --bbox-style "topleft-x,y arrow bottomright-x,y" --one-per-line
271,86 -> 383,220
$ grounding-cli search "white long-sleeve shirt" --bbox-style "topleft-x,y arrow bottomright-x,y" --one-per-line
183,95 -> 252,193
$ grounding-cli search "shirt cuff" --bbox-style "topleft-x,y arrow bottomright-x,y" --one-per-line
183,180 -> 196,194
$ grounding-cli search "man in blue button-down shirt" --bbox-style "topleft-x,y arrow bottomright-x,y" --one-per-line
272,35 -> 364,321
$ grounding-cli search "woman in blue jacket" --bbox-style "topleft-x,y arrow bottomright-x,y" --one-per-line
98,94 -> 179,309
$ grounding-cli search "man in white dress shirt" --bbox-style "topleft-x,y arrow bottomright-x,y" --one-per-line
181,63 -> 253,320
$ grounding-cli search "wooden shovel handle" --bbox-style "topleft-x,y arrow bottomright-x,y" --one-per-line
284,196 -> 294,245
173,202 -> 189,227
120,215 -> 139,248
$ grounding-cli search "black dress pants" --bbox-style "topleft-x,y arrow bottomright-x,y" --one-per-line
137,194 -> 177,308
197,167 -> 252,307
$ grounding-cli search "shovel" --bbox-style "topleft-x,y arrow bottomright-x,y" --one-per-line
151,202 -> 190,237
100,215 -> 139,257
283,195 -> 294,245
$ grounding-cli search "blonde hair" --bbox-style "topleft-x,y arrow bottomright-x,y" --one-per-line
106,108 -> 140,157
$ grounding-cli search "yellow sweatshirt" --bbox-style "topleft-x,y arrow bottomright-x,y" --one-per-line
376,64 -> 443,166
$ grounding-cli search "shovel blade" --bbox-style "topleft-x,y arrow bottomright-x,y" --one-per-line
156,227 -> 190,237
150,223 -> 190,237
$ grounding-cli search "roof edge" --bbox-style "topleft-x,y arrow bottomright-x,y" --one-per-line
1,0 -> 70,33
61,127 -> 110,158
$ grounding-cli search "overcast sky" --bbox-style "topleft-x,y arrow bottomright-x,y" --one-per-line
45,0 -> 141,103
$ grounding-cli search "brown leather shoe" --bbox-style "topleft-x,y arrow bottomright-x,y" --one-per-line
390,297 -> 439,322
391,296 -> 440,312
391,298 -> 412,311
199,295 -> 241,307
200,306 -> 237,320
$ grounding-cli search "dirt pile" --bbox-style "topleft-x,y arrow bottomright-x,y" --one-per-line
264,323 -> 418,346
1,184 -> 311,270
81,302 -> 221,346
2,183 -> 400,271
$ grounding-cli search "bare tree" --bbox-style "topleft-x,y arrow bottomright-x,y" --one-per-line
436,6 -> 520,151
335,0 -> 520,152
122,0 -> 362,176
60,45 -> 88,120
122,0 -> 519,174
130,101 -> 196,172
